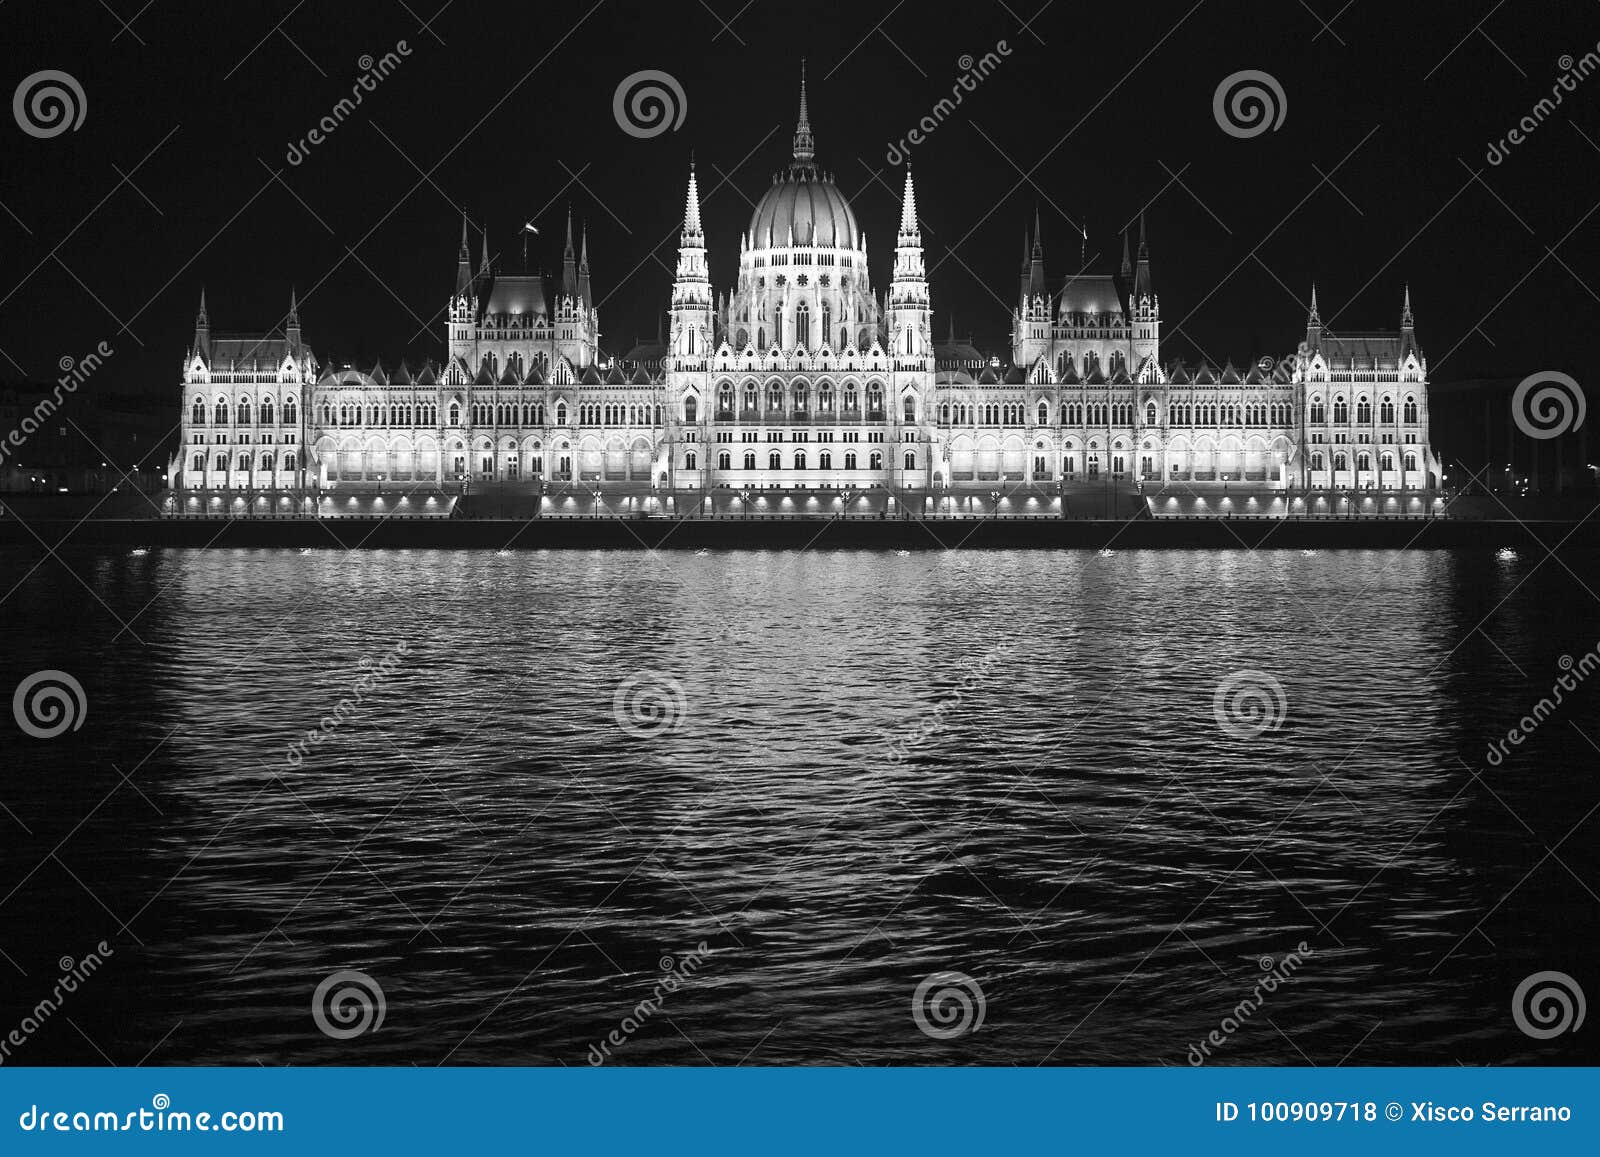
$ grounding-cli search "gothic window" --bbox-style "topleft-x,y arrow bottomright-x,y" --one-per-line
795,450 -> 807,469
284,399 -> 297,424
869,450 -> 883,470
1310,399 -> 1326,423
555,402 -> 566,425
844,450 -> 858,469
796,302 -> 810,350
684,396 -> 698,423
769,450 -> 781,470
1379,398 -> 1395,423
819,383 -> 835,411
1381,452 -> 1394,470
191,453 -> 203,471
866,384 -> 884,414
1333,397 -> 1349,423
238,400 -> 252,425
1405,452 -> 1418,470
939,403 -> 950,423
820,449 -> 832,469
906,397 -> 917,422
743,450 -> 756,470
718,383 -> 734,414
904,450 -> 915,470
1334,452 -> 1348,471
1403,397 -> 1418,423
1312,452 -> 1325,470
718,450 -> 731,470
1037,402 -> 1048,425
758,327 -> 766,349
767,384 -> 783,411
1146,402 -> 1157,425
685,451 -> 698,470
1356,398 -> 1372,423
844,384 -> 859,411
736,328 -> 749,350
192,399 -> 205,425
214,399 -> 229,424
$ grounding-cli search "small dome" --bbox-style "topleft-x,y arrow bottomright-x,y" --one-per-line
748,171 -> 858,250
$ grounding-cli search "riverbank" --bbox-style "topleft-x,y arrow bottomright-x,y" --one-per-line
1,515 -> 1593,550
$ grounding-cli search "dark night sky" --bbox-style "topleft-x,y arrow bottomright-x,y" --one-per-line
1,0 -> 1595,400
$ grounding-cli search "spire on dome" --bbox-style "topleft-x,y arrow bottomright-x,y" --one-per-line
791,61 -> 816,169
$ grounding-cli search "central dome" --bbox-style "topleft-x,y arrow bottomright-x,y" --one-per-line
748,171 -> 858,250
746,62 -> 858,251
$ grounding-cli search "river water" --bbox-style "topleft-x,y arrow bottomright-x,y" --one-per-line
0,545 -> 1596,1065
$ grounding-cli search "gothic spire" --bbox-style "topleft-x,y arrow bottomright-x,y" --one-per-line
897,165 -> 918,240
1028,208 -> 1046,298
1308,282 -> 1321,326
792,60 -> 815,168
561,205 -> 577,298
1133,213 -> 1153,300
683,157 -> 703,239
1120,230 -> 1132,278
478,225 -> 491,277
455,212 -> 473,296
1401,283 -> 1413,329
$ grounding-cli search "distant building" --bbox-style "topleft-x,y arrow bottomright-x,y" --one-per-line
169,71 -> 1439,513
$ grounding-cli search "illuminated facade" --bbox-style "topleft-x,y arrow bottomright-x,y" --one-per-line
170,73 -> 1439,513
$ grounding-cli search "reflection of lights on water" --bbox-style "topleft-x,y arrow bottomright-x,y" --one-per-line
1097,548 -> 1115,558
1496,547 -> 1518,563
1301,549 -> 1316,557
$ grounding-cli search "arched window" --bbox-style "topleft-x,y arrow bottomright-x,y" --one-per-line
555,402 -> 567,425
1381,452 -> 1394,470
1357,451 -> 1371,470
238,400 -> 252,425
1312,452 -> 1324,470
844,384 -> 859,411
743,384 -> 758,410
795,301 -> 810,350
1145,402 -> 1157,425
794,449 -> 807,469
769,449 -> 781,470
906,397 -> 917,422
1379,398 -> 1395,423
866,384 -> 883,414
449,402 -> 461,425
685,451 -> 698,470
191,399 -> 205,425
1310,398 -> 1326,423
717,383 -> 734,414
1333,397 -> 1349,423
869,450 -> 883,470
820,449 -> 833,469
904,450 -> 915,469
261,400 -> 275,425
767,383 -> 783,411
718,450 -> 731,470
214,399 -> 229,424
684,396 -> 697,423
757,327 -> 766,349
1403,397 -> 1418,423
284,453 -> 296,471
1334,452 -> 1348,471
1356,398 -> 1372,423
743,450 -> 756,470
1404,452 -> 1418,471
819,383 -> 835,411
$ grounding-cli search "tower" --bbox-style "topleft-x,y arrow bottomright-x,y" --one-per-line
888,166 -> 930,360
669,160 -> 713,362
1131,214 -> 1159,367
1013,210 -> 1051,366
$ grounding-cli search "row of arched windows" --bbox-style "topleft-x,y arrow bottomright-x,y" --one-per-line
320,401 -> 441,426
191,452 -> 298,472
713,382 -> 885,415
191,398 -> 297,425
1166,403 -> 1290,426
1309,451 -> 1420,471
1308,397 -> 1419,424
707,448 -> 905,471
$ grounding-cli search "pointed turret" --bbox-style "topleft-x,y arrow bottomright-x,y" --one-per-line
1028,208 -> 1047,299
1306,282 -> 1323,347
683,157 -> 703,241
1133,213 -> 1153,300
286,287 -> 301,349
792,60 -> 815,169
560,206 -> 577,298
1401,284 -> 1413,330
193,287 -> 210,360
671,158 -> 712,361
577,223 -> 592,303
897,165 -> 919,243
1120,230 -> 1132,279
1018,229 -> 1031,308
454,212 -> 473,297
